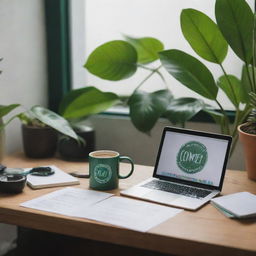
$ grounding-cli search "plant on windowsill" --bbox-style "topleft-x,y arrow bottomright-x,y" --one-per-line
17,105 -> 81,158
56,86 -> 119,160
81,0 -> 255,157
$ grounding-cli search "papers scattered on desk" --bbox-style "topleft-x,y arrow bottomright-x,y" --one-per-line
211,192 -> 256,218
21,187 -> 182,232
26,165 -> 79,189
21,187 -> 112,217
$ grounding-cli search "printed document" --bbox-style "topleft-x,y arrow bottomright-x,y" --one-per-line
21,187 -> 182,232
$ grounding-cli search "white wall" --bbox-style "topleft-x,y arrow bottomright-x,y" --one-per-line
0,0 -> 47,253
90,115 -> 245,171
0,0 -> 47,155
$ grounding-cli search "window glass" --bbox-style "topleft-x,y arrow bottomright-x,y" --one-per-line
71,0 -> 254,110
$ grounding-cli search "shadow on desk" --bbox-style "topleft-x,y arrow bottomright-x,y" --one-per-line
5,228 -> 173,256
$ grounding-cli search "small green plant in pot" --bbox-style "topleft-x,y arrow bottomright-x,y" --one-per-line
56,86 -> 120,160
238,92 -> 256,180
18,105 -> 80,158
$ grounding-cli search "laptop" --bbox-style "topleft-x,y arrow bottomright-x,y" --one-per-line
121,126 -> 232,210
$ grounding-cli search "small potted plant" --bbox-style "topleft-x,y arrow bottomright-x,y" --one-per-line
57,86 -> 119,160
238,93 -> 256,180
18,105 -> 80,158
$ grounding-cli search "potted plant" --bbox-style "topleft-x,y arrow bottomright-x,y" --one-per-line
238,93 -> 256,180
56,86 -> 119,160
81,0 -> 255,158
17,105 -> 80,158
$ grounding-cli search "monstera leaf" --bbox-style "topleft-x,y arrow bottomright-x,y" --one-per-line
128,89 -> 173,133
164,98 -> 205,124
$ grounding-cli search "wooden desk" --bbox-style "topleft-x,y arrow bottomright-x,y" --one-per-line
1,153 -> 256,256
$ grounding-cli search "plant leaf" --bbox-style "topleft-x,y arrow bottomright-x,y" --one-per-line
181,9 -> 228,64
60,87 -> 120,119
124,35 -> 164,64
203,105 -> 228,133
241,65 -> 255,103
30,106 -> 79,141
84,40 -> 137,81
215,0 -> 254,63
128,89 -> 173,133
159,49 -> 218,100
217,75 -> 245,107
0,104 -> 20,118
164,98 -> 204,124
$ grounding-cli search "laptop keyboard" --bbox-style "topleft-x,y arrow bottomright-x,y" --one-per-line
142,180 -> 212,199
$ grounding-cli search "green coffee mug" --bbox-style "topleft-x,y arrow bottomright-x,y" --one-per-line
89,150 -> 134,190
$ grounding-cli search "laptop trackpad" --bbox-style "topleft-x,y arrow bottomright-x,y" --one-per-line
143,190 -> 181,203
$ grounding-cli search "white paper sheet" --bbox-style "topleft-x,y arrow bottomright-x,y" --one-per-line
21,187 -> 113,217
21,187 -> 182,232
80,196 -> 182,232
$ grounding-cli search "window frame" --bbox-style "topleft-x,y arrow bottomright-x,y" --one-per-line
44,0 -> 72,112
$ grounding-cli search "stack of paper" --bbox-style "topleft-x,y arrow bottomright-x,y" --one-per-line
21,187 -> 182,232
211,192 -> 256,218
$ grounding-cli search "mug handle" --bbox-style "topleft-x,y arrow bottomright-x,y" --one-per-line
119,156 -> 134,179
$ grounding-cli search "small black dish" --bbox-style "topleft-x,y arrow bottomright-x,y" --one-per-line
0,174 -> 27,193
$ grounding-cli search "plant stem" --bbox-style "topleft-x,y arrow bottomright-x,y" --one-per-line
134,65 -> 163,91
215,99 -> 230,135
245,64 -> 255,92
230,133 -> 238,156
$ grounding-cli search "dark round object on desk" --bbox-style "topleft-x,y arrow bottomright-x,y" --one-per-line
22,125 -> 58,158
58,127 -> 95,161
0,174 -> 26,193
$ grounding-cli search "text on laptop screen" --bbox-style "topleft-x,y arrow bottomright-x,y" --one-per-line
156,131 -> 229,187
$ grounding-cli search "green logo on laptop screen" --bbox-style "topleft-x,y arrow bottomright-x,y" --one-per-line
176,141 -> 208,174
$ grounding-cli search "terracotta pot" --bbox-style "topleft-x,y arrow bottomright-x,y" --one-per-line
238,123 -> 256,181
0,119 -> 5,163
22,125 -> 58,158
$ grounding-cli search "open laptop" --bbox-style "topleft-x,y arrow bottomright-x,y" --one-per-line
121,126 -> 232,210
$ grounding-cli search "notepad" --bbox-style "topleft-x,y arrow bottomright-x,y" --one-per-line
26,165 -> 79,189
211,192 -> 256,218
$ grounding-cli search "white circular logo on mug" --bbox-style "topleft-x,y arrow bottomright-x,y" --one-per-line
94,164 -> 112,184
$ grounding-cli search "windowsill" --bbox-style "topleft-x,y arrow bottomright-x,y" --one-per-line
102,106 -> 236,123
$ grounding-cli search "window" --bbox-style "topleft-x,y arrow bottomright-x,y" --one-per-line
70,0 -> 254,111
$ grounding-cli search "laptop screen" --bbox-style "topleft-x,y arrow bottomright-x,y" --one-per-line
154,127 -> 232,189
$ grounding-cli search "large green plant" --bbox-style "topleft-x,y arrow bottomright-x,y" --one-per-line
83,0 -> 255,153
